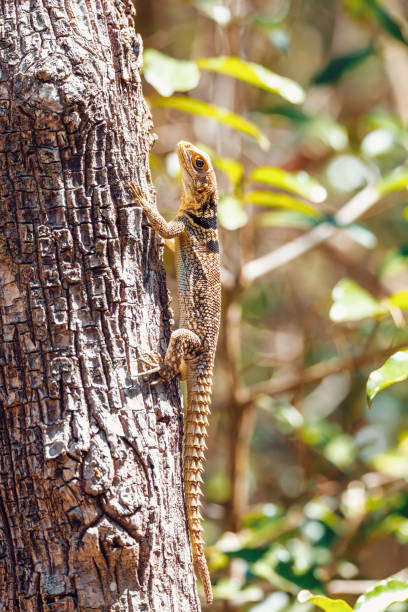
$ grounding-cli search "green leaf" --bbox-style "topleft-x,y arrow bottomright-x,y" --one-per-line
313,45 -> 375,85
143,50 -> 200,96
330,279 -> 387,322
364,0 -> 407,45
213,157 -> 244,187
250,167 -> 327,203
244,191 -> 322,219
258,104 -> 310,122
355,576 -> 408,611
388,290 -> 408,310
219,196 -> 248,230
367,349 -> 408,406
375,167 -> 408,195
151,96 -> 269,148
196,56 -> 305,103
298,591 -> 353,611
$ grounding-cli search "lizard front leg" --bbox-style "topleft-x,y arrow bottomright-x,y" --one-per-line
128,182 -> 185,239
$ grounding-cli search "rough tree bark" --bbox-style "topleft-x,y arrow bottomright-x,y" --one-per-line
0,1 -> 200,610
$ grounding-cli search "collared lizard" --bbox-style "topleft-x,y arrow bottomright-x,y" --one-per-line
129,141 -> 221,605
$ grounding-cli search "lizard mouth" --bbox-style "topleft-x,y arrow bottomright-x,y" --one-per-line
177,140 -> 192,152
176,141 -> 192,162
176,141 -> 194,178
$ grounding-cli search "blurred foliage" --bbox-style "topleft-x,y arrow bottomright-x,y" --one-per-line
135,0 -> 408,609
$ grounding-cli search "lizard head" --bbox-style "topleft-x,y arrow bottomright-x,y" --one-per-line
177,141 -> 217,214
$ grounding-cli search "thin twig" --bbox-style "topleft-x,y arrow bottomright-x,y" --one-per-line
327,580 -> 379,595
248,340 -> 408,399
242,186 -> 380,284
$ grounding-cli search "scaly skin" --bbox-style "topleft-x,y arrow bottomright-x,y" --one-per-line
129,141 -> 221,605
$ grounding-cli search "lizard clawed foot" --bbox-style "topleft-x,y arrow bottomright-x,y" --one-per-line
128,182 -> 149,205
135,352 -> 163,377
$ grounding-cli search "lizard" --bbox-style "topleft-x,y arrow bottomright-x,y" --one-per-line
128,141 -> 221,605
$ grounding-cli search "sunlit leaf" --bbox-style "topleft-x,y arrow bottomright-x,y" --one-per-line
219,196 -> 248,230
298,591 -> 353,611
306,118 -> 349,151
250,4 -> 290,29
196,56 -> 305,103
198,145 -> 244,187
250,167 -> 327,202
244,191 -> 322,219
344,224 -> 377,248
249,591 -> 290,612
372,449 -> 408,478
330,279 -> 387,322
256,210 -> 314,228
327,155 -> 370,193
151,96 -> 269,148
355,576 -> 408,611
313,45 -> 375,85
215,159 -> 243,187
367,349 -> 408,405
380,248 -> 408,278
250,13 -> 291,51
268,27 -> 290,53
323,434 -> 356,469
375,167 -> 408,195
361,129 -> 396,157
143,50 -> 200,96
192,0 -> 231,24
243,503 -> 283,527
388,290 -> 408,310
364,110 -> 404,134
212,578 -> 263,602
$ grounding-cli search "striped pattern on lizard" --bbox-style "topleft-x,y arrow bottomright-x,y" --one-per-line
129,141 -> 221,605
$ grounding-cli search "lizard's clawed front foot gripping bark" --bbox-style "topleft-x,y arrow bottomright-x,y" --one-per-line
128,182 -> 149,206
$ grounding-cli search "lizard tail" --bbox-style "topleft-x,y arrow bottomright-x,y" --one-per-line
184,364 -> 213,605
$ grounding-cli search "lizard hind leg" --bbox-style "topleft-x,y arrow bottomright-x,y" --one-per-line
135,352 -> 162,377
135,330 -> 200,380
179,359 -> 187,382
160,328 -> 201,381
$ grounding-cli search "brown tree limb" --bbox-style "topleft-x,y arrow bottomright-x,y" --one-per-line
248,341 -> 408,400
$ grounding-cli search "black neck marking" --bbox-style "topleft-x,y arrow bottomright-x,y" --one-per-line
187,211 -> 217,229
201,195 -> 217,215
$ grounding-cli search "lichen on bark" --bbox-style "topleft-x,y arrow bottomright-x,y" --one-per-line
0,0 -> 200,610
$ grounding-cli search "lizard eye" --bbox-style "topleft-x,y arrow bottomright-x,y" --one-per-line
193,155 -> 207,170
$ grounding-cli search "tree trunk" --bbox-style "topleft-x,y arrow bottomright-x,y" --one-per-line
0,1 -> 200,610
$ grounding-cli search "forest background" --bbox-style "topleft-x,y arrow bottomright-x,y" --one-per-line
136,0 -> 408,610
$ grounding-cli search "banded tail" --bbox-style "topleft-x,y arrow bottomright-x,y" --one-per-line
184,361 -> 213,605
